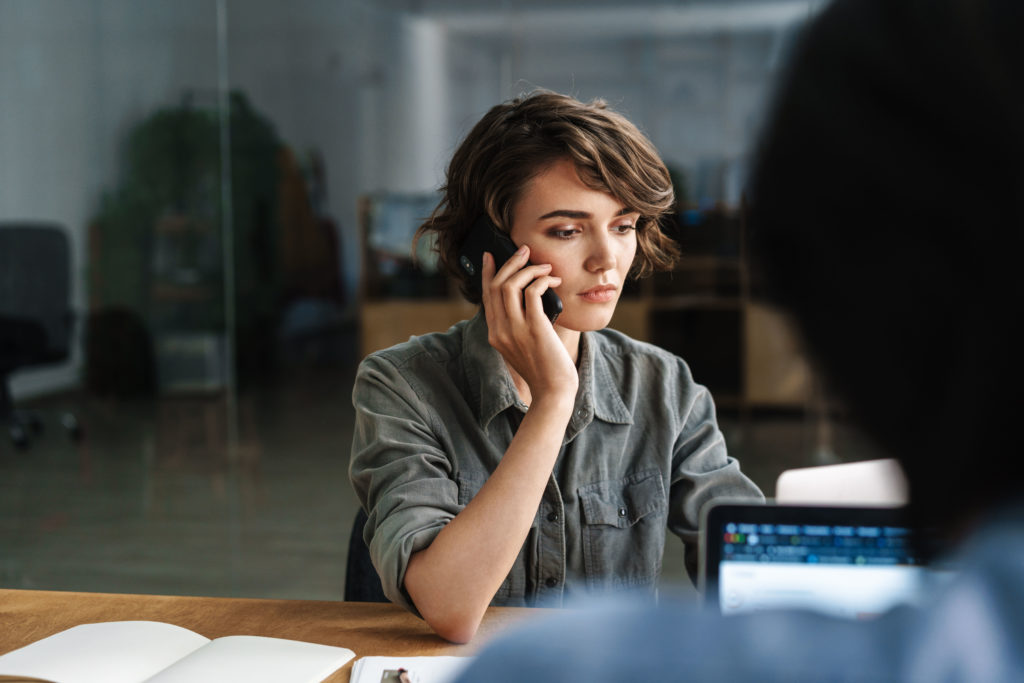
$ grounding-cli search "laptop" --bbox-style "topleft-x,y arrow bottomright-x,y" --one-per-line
699,501 -> 942,620
774,459 -> 908,506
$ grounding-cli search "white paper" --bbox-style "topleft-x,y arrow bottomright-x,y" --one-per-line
144,635 -> 354,683
0,621 -> 209,683
349,656 -> 472,683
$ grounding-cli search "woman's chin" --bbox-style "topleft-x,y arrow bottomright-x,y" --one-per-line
553,306 -> 617,333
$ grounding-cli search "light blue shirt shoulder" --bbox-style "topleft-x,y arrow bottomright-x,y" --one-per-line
456,505 -> 1024,682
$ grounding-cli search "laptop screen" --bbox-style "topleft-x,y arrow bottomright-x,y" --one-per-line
700,502 -> 939,620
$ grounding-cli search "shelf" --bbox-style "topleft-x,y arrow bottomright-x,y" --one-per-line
359,299 -> 477,358
648,295 -> 744,311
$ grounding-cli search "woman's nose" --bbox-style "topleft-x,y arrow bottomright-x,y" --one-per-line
584,232 -> 616,272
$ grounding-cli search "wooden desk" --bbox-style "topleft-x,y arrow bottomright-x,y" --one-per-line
0,589 -> 540,682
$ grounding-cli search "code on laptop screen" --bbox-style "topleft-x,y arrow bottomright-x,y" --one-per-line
719,521 -> 923,618
703,505 -> 949,620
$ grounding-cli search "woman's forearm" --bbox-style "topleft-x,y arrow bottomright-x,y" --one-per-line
403,391 -> 574,643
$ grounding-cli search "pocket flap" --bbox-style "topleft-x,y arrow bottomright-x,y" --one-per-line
579,469 -> 665,528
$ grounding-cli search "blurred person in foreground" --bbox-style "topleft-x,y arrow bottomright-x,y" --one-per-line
455,0 -> 1024,679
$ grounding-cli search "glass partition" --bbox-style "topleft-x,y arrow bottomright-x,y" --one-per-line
0,0 -> 880,600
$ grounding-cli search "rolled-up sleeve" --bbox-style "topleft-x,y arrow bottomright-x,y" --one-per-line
668,376 -> 765,580
349,354 -> 459,613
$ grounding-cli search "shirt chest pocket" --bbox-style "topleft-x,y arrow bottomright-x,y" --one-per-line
578,468 -> 667,591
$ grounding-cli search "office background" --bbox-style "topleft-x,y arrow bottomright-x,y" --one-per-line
0,0 -> 882,600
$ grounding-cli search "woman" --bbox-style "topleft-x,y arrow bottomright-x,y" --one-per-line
350,91 -> 762,643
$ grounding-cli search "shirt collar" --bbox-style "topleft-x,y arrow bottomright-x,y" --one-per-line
577,330 -> 633,427
461,310 -> 634,433
462,311 -> 524,430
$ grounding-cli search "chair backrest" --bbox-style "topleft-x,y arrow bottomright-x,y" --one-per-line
344,507 -> 389,603
0,222 -> 73,365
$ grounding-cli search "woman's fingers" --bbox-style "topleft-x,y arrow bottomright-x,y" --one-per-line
480,251 -> 496,311
481,247 -> 527,314
523,275 -> 561,321
500,264 -> 552,322
483,245 -> 553,321
487,245 -> 530,288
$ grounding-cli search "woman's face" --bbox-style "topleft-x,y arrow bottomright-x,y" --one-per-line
509,159 -> 638,333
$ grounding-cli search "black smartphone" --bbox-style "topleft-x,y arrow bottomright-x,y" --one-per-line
457,215 -> 563,323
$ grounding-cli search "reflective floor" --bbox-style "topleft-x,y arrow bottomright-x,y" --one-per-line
0,333 -> 884,601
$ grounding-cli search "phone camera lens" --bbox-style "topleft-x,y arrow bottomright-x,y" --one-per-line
460,256 -> 475,275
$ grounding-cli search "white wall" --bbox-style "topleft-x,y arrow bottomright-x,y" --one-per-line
445,29 -> 787,207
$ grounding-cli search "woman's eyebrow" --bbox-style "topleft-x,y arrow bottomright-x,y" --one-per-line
537,207 -> 635,220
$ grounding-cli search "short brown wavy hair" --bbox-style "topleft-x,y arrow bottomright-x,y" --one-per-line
415,90 -> 680,304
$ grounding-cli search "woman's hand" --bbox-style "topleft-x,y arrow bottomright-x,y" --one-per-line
480,246 -> 579,402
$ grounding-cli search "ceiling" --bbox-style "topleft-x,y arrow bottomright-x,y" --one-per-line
379,0 -> 824,38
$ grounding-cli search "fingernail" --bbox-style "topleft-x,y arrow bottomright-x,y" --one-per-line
517,245 -> 528,255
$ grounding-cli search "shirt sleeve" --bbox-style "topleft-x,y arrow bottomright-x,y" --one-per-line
349,353 -> 460,615
668,363 -> 765,581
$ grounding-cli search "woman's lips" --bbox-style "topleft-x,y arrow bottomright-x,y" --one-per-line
579,285 -> 617,303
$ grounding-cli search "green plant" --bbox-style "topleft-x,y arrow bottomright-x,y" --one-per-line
89,91 -> 284,348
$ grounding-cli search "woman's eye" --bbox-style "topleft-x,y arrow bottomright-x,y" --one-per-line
549,227 -> 580,239
612,223 -> 635,234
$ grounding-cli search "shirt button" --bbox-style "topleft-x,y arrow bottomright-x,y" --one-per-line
576,409 -> 586,418
547,512 -> 558,522
618,507 -> 628,518
545,577 -> 557,588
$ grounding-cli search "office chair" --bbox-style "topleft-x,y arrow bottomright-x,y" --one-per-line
344,507 -> 389,602
0,222 -> 81,449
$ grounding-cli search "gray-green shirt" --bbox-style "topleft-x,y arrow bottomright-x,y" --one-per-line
349,311 -> 763,614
